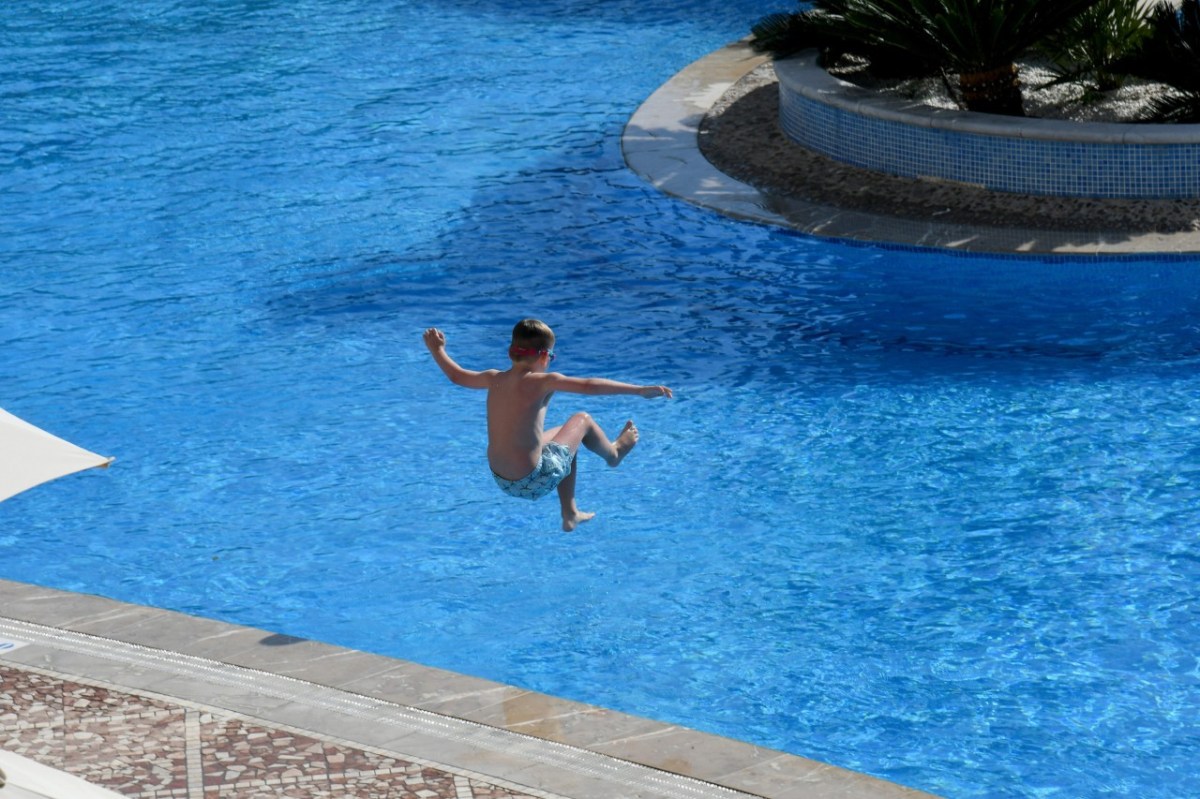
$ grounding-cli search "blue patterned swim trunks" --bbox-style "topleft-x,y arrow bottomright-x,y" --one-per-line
492,442 -> 574,500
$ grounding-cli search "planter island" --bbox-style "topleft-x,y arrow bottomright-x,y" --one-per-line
776,50 -> 1200,200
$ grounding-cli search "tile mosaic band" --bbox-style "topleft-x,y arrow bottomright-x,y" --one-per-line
776,51 -> 1200,200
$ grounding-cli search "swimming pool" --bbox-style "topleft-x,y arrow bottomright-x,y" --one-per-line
4,2 -> 1200,797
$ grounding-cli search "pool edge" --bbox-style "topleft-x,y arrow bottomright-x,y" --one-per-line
0,577 -> 940,799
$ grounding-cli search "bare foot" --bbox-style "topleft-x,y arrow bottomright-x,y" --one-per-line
609,420 -> 639,467
563,509 -> 596,532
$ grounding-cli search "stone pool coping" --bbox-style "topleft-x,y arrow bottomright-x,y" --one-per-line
777,52 -> 1200,146
0,578 -> 937,799
622,40 -> 1200,255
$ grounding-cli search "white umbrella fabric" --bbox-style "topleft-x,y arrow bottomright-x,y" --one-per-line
0,749 -> 127,799
0,411 -> 116,797
0,407 -> 113,503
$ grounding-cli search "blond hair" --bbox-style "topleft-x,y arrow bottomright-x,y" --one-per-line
509,319 -> 555,362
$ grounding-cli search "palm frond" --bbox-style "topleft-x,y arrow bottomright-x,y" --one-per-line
1123,0 -> 1200,89
749,12 -> 812,57
1140,89 -> 1200,121
749,0 -> 1149,115
1035,0 -> 1152,91
808,0 -> 1107,72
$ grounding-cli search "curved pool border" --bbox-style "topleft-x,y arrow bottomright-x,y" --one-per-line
622,40 -> 1200,256
776,51 -> 1200,200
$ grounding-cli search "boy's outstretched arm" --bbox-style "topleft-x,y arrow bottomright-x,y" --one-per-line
545,373 -> 673,399
423,328 -> 496,389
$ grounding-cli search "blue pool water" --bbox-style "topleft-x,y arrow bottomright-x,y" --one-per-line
4,2 -> 1200,797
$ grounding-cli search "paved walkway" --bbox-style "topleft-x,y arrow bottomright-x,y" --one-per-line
0,580 -> 936,799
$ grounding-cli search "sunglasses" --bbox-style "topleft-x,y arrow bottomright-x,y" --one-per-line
510,346 -> 556,362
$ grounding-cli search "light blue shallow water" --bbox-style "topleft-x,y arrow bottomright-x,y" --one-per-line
4,2 -> 1200,797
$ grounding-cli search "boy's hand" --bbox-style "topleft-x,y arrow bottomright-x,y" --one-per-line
423,328 -> 446,352
639,385 -> 673,399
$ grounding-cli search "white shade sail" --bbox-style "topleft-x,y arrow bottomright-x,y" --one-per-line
0,408 -> 113,503
0,749 -> 127,799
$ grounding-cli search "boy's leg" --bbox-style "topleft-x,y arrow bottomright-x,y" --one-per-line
555,455 -> 593,532
547,412 -> 638,467
546,412 -> 639,532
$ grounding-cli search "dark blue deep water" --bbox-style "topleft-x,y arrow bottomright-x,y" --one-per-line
4,2 -> 1200,797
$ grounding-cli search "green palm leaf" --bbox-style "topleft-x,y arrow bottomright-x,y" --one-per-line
1125,0 -> 1200,90
1036,0 -> 1151,92
752,0 -> 1111,115
1142,89 -> 1200,122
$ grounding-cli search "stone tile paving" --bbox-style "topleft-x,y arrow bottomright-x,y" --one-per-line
0,663 -> 555,799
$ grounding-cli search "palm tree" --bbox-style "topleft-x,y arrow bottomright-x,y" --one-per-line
1123,0 -> 1200,121
753,0 -> 1108,116
1035,0 -> 1153,94
751,6 -> 939,79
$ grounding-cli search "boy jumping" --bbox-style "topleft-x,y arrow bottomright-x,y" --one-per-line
423,319 -> 673,531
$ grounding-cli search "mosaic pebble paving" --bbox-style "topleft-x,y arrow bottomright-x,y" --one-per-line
0,663 -> 554,799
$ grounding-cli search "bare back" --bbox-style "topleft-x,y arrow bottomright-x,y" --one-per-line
486,368 -> 554,480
